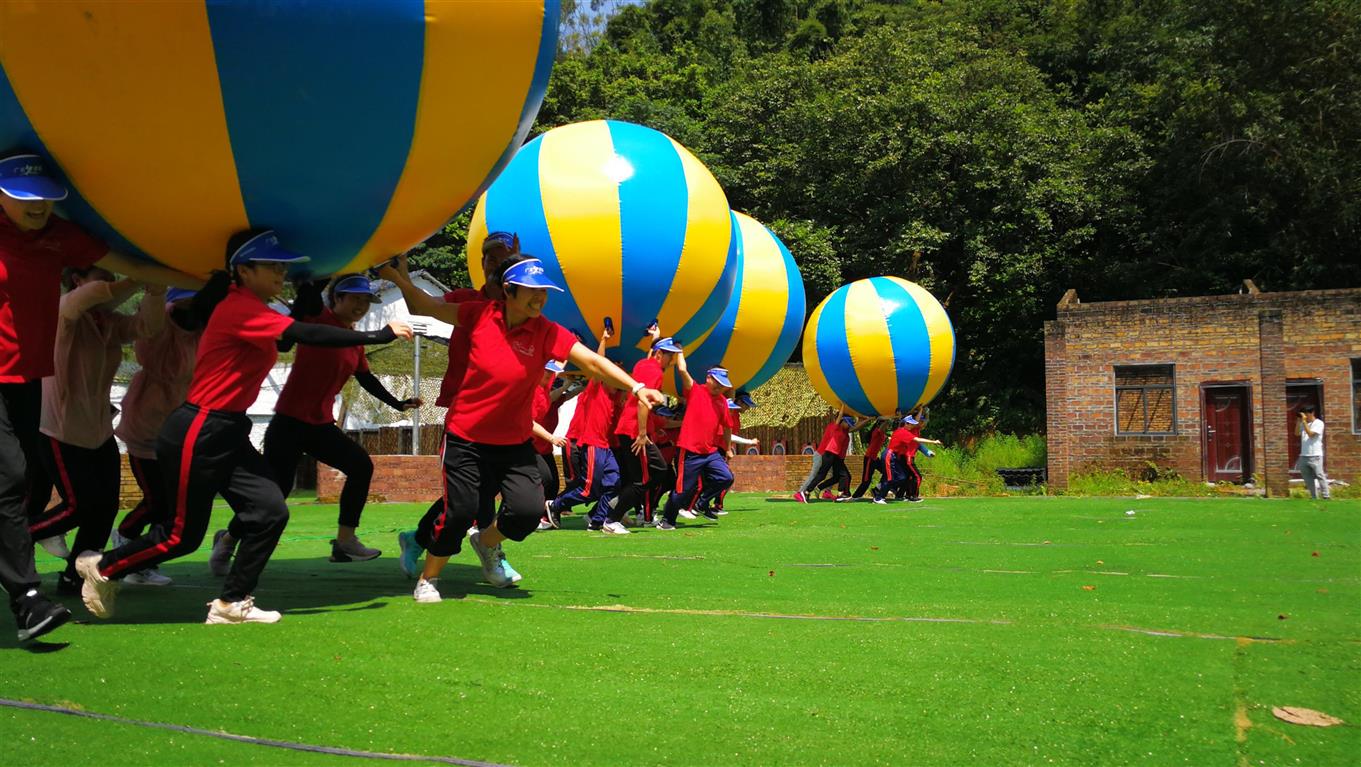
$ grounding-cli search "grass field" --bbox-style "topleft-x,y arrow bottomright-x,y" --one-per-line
3,494 -> 1358,766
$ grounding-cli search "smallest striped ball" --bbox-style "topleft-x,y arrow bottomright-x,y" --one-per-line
802,277 -> 955,416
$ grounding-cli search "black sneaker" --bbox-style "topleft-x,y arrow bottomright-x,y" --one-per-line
701,509 -> 720,521
55,572 -> 81,596
587,521 -> 603,531
14,590 -> 71,642
907,497 -> 924,503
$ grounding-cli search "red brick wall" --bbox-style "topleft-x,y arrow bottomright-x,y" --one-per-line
1045,288 -> 1361,494
317,453 -> 873,502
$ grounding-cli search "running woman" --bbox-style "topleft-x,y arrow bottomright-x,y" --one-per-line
548,324 -> 625,532
607,331 -> 682,534
74,229 -> 412,625
0,152 -> 190,642
851,416 -> 893,499
796,413 -> 866,502
381,253 -> 663,603
656,364 -> 734,530
259,273 -> 421,564
113,278 -> 231,582
28,266 -> 165,595
871,411 -> 942,504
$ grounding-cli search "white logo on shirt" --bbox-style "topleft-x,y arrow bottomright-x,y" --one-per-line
512,339 -> 536,356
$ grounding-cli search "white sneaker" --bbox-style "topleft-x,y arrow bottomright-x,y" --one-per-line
108,530 -> 128,549
74,551 -> 118,619
678,508 -> 697,520
208,530 -> 234,577
204,596 -> 281,625
537,517 -> 553,532
124,568 -> 173,587
602,521 -> 631,535
36,535 -> 69,559
413,578 -> 442,603
467,530 -> 512,588
654,519 -> 677,531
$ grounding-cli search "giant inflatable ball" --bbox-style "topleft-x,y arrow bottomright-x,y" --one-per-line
803,277 -> 955,416
467,120 -> 737,369
668,211 -> 805,395
0,1 -> 559,277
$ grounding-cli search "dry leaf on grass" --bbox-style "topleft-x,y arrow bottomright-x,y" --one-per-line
1271,707 -> 1344,727
1081,585 -> 1096,591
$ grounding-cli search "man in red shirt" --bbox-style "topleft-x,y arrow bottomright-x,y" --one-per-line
607,330 -> 681,533
657,364 -> 734,530
871,411 -> 942,503
795,413 -> 867,502
0,152 -> 191,642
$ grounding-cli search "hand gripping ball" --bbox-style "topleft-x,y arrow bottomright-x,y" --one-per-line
667,211 -> 806,395
467,120 -> 737,369
803,277 -> 955,416
0,1 -> 559,278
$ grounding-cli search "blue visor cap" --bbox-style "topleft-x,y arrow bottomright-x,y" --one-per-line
229,230 -> 310,266
903,415 -> 920,426
727,398 -> 741,410
165,287 -> 198,304
483,231 -> 517,253
544,360 -> 565,374
502,258 -> 562,292
334,274 -> 382,302
654,405 -> 679,420
707,367 -> 732,388
652,336 -> 683,353
840,416 -> 855,427
735,390 -> 756,408
0,153 -> 68,201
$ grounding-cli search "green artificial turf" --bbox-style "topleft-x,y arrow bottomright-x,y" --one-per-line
2,495 -> 1357,766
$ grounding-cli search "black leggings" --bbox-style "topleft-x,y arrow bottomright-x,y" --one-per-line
536,452 -> 559,502
415,432 -> 543,558
804,452 -> 850,495
29,435 -> 120,578
611,435 -> 668,522
118,454 -> 168,539
99,404 -> 289,602
263,414 -> 374,529
0,381 -> 43,603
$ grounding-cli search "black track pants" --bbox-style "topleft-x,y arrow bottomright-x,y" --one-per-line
0,382 -> 42,604
416,432 -> 543,558
264,414 -> 374,529
29,435 -> 119,577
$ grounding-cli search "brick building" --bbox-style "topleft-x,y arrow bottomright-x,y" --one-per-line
1045,284 -> 1361,495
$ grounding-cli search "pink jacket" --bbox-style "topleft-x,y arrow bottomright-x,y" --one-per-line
114,308 -> 201,458
40,281 -> 163,449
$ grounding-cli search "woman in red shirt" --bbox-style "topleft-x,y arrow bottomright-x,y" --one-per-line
380,254 -> 664,603
871,410 -> 943,504
258,274 -> 421,564
609,328 -> 681,533
0,152 -> 190,643
852,416 -> 894,499
796,413 -> 869,502
75,229 -> 412,625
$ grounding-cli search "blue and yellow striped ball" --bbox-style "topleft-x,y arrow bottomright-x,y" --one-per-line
668,211 -> 806,395
803,277 -> 955,416
467,120 -> 737,369
0,1 -> 558,278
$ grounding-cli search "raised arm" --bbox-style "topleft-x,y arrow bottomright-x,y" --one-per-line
376,254 -> 461,325
282,321 -> 412,348
59,278 -> 138,321
355,370 -> 420,412
96,250 -> 203,289
566,342 -> 664,409
674,350 -> 694,394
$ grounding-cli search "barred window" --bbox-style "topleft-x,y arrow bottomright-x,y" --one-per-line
1114,364 -> 1176,435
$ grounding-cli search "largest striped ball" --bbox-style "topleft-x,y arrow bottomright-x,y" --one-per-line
803,277 -> 955,416
0,1 -> 559,277
467,120 -> 737,369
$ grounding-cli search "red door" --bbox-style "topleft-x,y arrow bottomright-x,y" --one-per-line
1285,383 -> 1322,476
1203,386 -> 1252,482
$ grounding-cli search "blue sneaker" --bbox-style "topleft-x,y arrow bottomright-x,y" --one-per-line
468,530 -> 513,588
497,547 -> 523,583
397,531 -> 423,579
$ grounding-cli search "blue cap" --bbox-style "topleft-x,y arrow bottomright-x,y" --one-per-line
735,390 -> 756,408
333,274 -> 382,302
840,415 -> 855,427
904,415 -> 920,426
544,360 -> 565,374
727,398 -> 741,410
482,231 -> 518,253
165,287 -> 197,304
652,336 -> 682,353
706,367 -> 732,387
654,405 -> 679,419
501,258 -> 562,292
0,153 -> 67,201
229,230 -> 310,266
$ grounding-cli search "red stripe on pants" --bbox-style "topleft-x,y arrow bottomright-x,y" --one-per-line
29,437 -> 77,535
103,407 -> 211,577
583,449 -> 597,499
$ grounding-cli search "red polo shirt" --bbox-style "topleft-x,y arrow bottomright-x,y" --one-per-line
274,308 -> 370,425
573,379 -> 622,449
435,285 -> 494,408
818,420 -> 851,458
0,214 -> 106,382
676,383 -> 728,455
186,285 -> 294,412
888,425 -> 922,457
445,300 -> 576,445
865,424 -> 887,458
614,357 -> 664,439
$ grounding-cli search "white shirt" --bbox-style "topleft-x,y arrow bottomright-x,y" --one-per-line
1299,417 -> 1324,458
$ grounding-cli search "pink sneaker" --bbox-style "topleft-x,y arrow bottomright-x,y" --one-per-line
793,491 -> 808,503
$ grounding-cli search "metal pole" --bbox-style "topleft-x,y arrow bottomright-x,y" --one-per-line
412,334 -> 421,455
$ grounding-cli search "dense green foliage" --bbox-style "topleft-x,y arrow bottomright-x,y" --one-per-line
413,0 -> 1359,438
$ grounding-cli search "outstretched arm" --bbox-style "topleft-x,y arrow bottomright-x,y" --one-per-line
281,321 -> 411,348
566,342 -> 665,409
96,251 -> 202,289
354,370 -> 420,412
377,254 -> 462,325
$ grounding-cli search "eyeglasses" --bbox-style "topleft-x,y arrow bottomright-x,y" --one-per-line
249,261 -> 290,274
